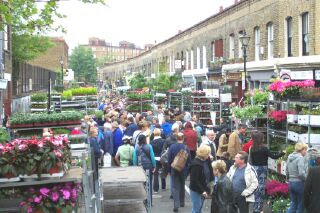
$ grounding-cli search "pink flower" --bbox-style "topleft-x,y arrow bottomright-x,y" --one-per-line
34,195 -> 42,204
51,138 -> 63,146
27,206 -> 33,213
50,191 -> 59,202
19,201 -> 26,208
61,189 -> 71,200
40,187 -> 50,197
71,188 -> 77,200
53,150 -> 62,158
18,144 -> 27,151
270,110 -> 287,123
37,141 -> 44,148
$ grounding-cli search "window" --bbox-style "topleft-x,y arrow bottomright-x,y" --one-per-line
3,25 -> 8,51
214,39 -> 223,58
211,42 -> 215,62
186,51 -> 189,69
238,31 -> 243,58
202,46 -> 207,68
287,17 -> 293,57
229,34 -> 235,59
191,50 -> 194,69
302,12 -> 309,56
267,23 -> 274,59
254,27 -> 260,61
197,47 -> 200,69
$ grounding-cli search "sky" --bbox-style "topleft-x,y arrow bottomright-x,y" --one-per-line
50,0 -> 235,52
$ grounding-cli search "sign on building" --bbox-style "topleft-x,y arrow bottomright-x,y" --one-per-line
174,60 -> 181,69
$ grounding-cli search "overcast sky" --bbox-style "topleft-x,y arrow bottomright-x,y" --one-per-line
50,0 -> 235,52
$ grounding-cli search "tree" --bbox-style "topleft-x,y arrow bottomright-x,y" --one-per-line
0,0 -> 105,62
129,73 -> 148,89
150,72 -> 182,92
69,46 -> 97,84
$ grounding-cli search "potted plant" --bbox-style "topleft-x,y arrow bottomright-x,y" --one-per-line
268,80 -> 315,100
269,110 -> 287,130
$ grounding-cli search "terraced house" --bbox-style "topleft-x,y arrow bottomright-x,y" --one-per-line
100,0 -> 320,101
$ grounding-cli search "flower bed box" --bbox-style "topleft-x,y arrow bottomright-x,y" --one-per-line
298,115 -> 309,125
0,176 -> 20,183
299,134 -> 320,144
310,115 -> 320,126
70,143 -> 88,149
281,161 -> 287,176
268,158 -> 277,171
10,123 -> 33,128
19,171 -> 64,181
287,114 -> 298,123
288,131 -> 299,142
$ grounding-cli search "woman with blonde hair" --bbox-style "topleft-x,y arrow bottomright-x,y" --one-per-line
189,145 -> 214,213
211,160 -> 236,213
287,142 -> 308,213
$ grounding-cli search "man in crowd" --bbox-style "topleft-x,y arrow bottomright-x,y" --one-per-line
202,130 -> 217,161
227,151 -> 258,213
227,124 -> 247,159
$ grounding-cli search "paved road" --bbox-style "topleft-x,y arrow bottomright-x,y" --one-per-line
151,176 -> 212,213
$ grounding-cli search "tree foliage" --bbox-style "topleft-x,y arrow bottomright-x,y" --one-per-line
129,73 -> 148,89
69,46 -> 97,83
150,72 -> 182,92
0,0 -> 105,62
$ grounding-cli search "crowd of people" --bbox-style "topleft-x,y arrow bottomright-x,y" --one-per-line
79,96 -> 320,213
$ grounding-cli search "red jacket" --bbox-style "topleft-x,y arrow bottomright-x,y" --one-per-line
242,139 -> 253,153
183,122 -> 198,151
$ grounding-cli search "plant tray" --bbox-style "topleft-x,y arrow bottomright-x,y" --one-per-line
288,131 -> 299,142
287,114 -> 298,123
19,171 -> 65,181
70,143 -> 88,149
0,176 -> 20,183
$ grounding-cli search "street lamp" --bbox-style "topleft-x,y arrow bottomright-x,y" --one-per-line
59,57 -> 64,85
239,32 -> 250,99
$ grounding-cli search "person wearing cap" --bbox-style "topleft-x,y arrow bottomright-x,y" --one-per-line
115,135 -> 134,167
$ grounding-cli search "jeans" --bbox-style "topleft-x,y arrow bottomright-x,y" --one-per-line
190,189 -> 204,213
171,169 -> 185,209
253,165 -> 268,212
145,169 -> 153,206
153,163 -> 166,192
234,194 -> 248,213
287,181 -> 305,213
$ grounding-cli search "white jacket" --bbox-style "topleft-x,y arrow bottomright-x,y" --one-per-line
227,164 -> 258,203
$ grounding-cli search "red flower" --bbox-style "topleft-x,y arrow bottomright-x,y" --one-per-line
270,110 -> 287,123
266,180 -> 289,197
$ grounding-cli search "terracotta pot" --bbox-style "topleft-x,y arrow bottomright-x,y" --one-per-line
48,163 -> 62,175
3,173 -> 16,179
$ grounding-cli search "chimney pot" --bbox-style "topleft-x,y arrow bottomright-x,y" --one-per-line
219,6 -> 223,12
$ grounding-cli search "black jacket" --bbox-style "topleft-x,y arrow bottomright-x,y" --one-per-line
211,174 -> 236,213
163,134 -> 177,150
304,166 -> 320,213
151,137 -> 165,157
189,158 -> 214,195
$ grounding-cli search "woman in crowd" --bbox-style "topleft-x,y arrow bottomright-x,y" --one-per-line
287,142 -> 308,213
211,160 -> 236,213
249,131 -> 284,213
89,128 -> 103,180
183,121 -> 198,160
133,134 -> 156,205
216,128 -> 231,159
189,145 -> 214,213
115,135 -> 134,167
150,128 -> 166,192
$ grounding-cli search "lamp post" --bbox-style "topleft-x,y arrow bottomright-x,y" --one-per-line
239,32 -> 250,100
59,57 -> 64,85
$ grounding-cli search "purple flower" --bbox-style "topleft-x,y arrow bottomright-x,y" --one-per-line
28,187 -> 35,193
27,206 -> 33,213
61,189 -> 71,200
40,187 -> 50,197
19,201 -> 26,208
50,192 -> 59,202
71,188 -> 77,200
34,195 -> 42,204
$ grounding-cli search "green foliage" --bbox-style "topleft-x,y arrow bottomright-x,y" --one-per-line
31,93 -> 48,102
127,93 -> 152,100
245,90 -> 268,105
129,73 -> 148,89
61,90 -> 72,101
150,72 -> 182,92
69,46 -> 97,84
282,145 -> 295,161
12,34 -> 54,62
52,128 -> 71,135
232,105 -> 264,120
10,112 -> 83,125
0,128 -> 10,144
271,197 -> 290,213
96,55 -> 113,67
127,104 -> 153,112
71,87 -> 97,96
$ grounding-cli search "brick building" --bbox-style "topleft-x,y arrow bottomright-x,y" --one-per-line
82,38 -> 144,64
100,0 -> 320,100
29,37 -> 69,72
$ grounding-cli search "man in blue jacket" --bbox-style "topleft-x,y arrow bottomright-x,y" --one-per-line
161,117 -> 173,137
124,116 -> 138,137
112,122 -> 123,158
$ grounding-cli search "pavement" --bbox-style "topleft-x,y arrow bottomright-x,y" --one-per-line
151,176 -> 212,213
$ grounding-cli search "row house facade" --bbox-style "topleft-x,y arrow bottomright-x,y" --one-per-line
100,0 -> 320,99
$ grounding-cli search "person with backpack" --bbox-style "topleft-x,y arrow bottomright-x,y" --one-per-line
168,132 -> 191,212
150,128 -> 166,192
189,145 -> 214,213
115,135 -> 134,167
133,134 -> 156,205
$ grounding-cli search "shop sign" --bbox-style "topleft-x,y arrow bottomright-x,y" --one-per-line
174,60 -> 181,69
315,70 -> 320,80
291,70 -> 313,80
221,93 -> 232,103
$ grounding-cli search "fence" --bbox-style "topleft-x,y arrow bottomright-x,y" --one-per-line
12,61 -> 57,97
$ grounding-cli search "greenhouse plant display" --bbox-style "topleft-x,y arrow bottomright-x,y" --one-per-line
268,80 -> 315,100
266,179 -> 290,213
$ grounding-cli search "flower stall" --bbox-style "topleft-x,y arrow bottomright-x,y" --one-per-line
0,134 -> 100,212
126,92 -> 153,113
267,79 -> 320,175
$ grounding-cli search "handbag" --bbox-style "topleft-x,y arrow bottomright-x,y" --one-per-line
171,147 -> 188,172
160,149 -> 169,165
